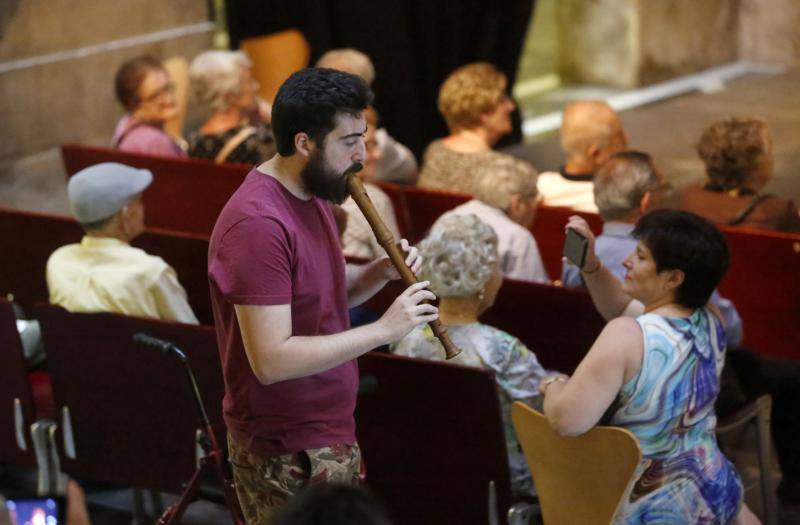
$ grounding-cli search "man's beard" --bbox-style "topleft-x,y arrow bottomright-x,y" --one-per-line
300,150 -> 361,205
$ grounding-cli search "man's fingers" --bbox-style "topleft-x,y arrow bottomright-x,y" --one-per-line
403,280 -> 430,297
409,289 -> 437,304
414,303 -> 438,315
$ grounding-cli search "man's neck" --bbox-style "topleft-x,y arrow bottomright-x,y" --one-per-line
258,154 -> 311,200
85,229 -> 131,244
563,156 -> 596,176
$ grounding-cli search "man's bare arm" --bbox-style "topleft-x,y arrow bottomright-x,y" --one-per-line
236,281 -> 437,385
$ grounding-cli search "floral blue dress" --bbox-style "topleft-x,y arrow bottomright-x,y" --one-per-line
611,308 -> 743,524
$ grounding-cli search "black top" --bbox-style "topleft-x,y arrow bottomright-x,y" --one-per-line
188,124 -> 276,165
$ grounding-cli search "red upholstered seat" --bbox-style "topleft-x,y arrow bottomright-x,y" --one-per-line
356,351 -> 514,525
27,371 -> 55,421
61,144 -> 248,236
35,305 -> 226,494
0,299 -> 41,467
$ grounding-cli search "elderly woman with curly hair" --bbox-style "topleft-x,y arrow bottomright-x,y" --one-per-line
187,50 -> 275,165
112,56 -> 186,157
417,63 -> 530,194
680,116 -> 800,232
391,213 -> 547,495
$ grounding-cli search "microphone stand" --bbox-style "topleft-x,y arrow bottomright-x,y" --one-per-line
133,333 -> 244,525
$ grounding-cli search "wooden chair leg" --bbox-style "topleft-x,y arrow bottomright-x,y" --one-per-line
755,396 -> 778,525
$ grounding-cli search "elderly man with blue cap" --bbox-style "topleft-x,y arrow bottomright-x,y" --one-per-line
46,162 -> 198,324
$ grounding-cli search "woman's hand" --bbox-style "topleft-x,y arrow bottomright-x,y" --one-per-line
565,216 -> 600,273
538,373 -> 570,396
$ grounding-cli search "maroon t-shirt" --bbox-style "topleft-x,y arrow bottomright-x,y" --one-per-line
208,168 -> 356,457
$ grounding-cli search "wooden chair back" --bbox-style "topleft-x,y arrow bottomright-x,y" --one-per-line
511,402 -> 641,525
240,29 -> 310,103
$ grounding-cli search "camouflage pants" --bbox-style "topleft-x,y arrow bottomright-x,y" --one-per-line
227,434 -> 361,525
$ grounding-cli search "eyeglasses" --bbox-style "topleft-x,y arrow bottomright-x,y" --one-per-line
138,82 -> 175,104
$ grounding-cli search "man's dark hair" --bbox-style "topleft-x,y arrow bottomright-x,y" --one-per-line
633,209 -> 730,309
271,68 -> 373,156
271,483 -> 392,525
114,56 -> 164,111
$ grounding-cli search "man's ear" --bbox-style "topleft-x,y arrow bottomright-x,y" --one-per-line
294,132 -> 313,158
640,191 -> 653,214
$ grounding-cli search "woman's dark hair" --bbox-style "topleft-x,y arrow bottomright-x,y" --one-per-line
271,68 -> 373,156
632,210 -> 730,309
114,56 -> 164,111
271,483 -> 392,525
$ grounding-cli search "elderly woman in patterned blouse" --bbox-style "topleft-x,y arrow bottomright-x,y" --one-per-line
391,213 -> 547,495
187,50 -> 275,165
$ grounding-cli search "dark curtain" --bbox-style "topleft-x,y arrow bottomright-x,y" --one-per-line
227,0 -> 535,158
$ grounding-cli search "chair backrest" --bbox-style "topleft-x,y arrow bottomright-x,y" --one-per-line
511,402 -> 641,525
717,225 -> 800,360
61,144 -> 248,235
481,279 -> 604,374
356,352 -> 512,525
35,305 -> 226,494
0,207 -> 214,326
397,185 -> 471,243
0,207 -> 83,311
0,299 -> 38,467
240,29 -> 310,103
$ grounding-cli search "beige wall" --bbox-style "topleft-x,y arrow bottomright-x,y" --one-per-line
0,0 -> 212,212
557,0 -> 797,88
740,0 -> 800,63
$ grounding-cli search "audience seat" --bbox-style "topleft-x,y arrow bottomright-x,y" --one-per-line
34,305 -> 226,495
0,299 -> 42,468
0,207 -> 214,326
61,144 -> 248,236
717,225 -> 800,361
356,351 -> 523,525
511,402 -> 641,524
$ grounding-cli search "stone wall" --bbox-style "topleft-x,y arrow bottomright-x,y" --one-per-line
739,0 -> 800,64
556,0 -> 797,88
0,0 -> 212,212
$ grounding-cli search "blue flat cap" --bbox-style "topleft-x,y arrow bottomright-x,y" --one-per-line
68,163 -> 153,223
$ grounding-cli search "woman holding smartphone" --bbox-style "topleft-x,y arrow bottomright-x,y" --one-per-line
542,210 -> 757,524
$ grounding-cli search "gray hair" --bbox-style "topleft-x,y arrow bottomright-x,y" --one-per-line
420,213 -> 498,298
472,156 -> 538,212
593,151 -> 659,221
189,50 -> 252,112
315,48 -> 376,85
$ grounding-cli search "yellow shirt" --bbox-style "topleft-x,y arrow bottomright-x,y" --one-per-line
46,236 -> 198,324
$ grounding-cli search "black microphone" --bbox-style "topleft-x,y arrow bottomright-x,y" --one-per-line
133,332 -> 178,355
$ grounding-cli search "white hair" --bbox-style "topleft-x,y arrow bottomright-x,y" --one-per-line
315,48 -> 376,85
189,50 -> 252,112
472,156 -> 538,211
593,151 -> 658,221
420,213 -> 498,298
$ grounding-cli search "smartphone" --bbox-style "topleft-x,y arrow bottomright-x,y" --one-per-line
563,227 -> 589,269
4,496 -> 65,524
